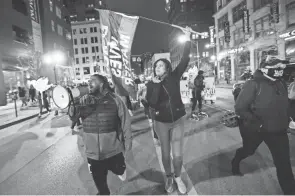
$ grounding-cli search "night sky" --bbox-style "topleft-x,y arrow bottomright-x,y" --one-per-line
107,0 -> 170,55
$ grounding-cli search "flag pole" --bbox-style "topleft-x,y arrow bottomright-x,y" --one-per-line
94,8 -> 203,35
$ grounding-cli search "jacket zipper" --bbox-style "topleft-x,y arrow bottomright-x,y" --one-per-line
163,85 -> 174,122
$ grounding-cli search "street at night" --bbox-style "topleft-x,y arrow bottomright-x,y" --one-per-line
2,0 -> 295,195
0,88 -> 293,195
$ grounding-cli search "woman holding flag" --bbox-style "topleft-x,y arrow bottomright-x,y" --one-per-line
146,27 -> 191,194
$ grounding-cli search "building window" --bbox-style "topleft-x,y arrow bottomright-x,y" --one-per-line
232,0 -> 246,23
56,6 -> 62,19
254,15 -> 272,38
75,68 -> 80,75
91,37 -> 98,43
12,0 -> 28,15
254,0 -> 272,11
233,28 -> 245,45
85,47 -> 89,54
94,27 -> 97,32
12,25 -> 30,45
218,14 -> 228,31
83,67 -> 90,75
84,38 -> 88,44
75,48 -> 78,54
287,2 -> 295,28
86,57 -> 90,63
92,46 -> 95,53
87,4 -> 94,8
49,0 -> 53,12
72,29 -> 77,35
81,48 -> 85,54
75,58 -> 79,64
51,20 -> 55,32
57,25 -> 63,36
90,27 -> 93,33
80,28 -> 87,34
74,39 -> 77,45
96,46 -> 99,52
81,38 -> 84,44
82,57 -> 86,63
219,37 -> 225,51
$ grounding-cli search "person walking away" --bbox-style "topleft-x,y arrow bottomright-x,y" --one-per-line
146,27 -> 191,194
38,91 -> 50,117
29,85 -> 36,103
78,74 -> 132,195
18,87 -> 27,107
191,70 -> 205,116
232,55 -> 295,195
136,75 -> 159,145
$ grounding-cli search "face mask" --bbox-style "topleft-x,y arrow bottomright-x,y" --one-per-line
266,68 -> 284,79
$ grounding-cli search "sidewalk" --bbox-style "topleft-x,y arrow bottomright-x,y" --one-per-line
0,101 -> 47,130
215,81 -> 233,89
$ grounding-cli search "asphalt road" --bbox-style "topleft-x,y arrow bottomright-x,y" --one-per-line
0,87 -> 294,195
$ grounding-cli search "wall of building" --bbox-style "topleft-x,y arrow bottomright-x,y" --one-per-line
71,20 -> 105,83
214,0 -> 293,81
39,0 -> 74,84
0,0 -> 34,105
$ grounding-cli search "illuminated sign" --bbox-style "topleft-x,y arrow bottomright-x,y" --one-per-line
270,1 -> 279,23
224,21 -> 230,43
227,47 -> 244,54
279,29 -> 295,39
29,0 -> 39,23
209,26 -> 215,46
243,9 -> 250,34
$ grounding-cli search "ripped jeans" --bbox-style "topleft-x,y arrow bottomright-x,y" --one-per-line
153,116 -> 185,177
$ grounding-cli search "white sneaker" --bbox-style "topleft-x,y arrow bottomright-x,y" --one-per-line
175,176 -> 187,194
165,176 -> 174,193
88,163 -> 92,174
118,169 -> 126,181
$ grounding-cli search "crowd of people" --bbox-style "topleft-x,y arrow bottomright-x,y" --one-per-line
63,27 -> 295,195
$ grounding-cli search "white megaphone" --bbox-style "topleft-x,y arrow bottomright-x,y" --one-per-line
52,85 -> 89,110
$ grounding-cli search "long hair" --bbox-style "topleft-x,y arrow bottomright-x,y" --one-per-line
153,58 -> 172,77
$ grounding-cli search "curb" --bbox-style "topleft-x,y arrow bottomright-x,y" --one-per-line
0,108 -> 147,130
0,111 -> 48,130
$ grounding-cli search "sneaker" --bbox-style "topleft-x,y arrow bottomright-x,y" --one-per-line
88,163 -> 92,174
118,169 -> 126,181
165,176 -> 174,193
174,176 -> 187,194
153,138 -> 160,146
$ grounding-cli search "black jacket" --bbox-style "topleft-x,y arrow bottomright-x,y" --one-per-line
235,70 -> 289,133
146,42 -> 191,123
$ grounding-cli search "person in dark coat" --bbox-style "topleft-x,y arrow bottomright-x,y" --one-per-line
232,55 -> 295,195
29,85 -> 36,103
38,91 -> 50,117
191,70 -> 205,114
145,27 -> 191,194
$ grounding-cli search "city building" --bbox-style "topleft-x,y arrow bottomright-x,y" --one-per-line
67,0 -> 107,22
165,0 -> 215,71
71,20 -> 106,83
131,55 -> 143,75
0,0 -> 75,106
0,0 -> 35,105
213,0 -> 295,81
39,0 -> 74,85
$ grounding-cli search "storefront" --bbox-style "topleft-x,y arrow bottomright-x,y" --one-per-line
219,56 -> 231,80
283,37 -> 295,84
234,50 -> 250,79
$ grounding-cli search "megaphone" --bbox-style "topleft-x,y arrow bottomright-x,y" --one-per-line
52,85 -> 89,117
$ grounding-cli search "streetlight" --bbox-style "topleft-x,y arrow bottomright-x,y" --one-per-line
42,51 -> 66,84
210,55 -> 216,61
178,34 -> 189,43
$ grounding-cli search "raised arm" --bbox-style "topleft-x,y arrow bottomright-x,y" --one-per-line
172,41 -> 191,80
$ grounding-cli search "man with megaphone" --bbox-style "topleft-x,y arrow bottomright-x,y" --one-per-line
73,74 -> 132,195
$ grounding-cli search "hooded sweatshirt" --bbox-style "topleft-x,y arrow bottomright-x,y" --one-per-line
146,41 -> 191,123
235,70 -> 289,133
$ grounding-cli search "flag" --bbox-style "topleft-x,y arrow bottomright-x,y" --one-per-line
98,9 -> 139,97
